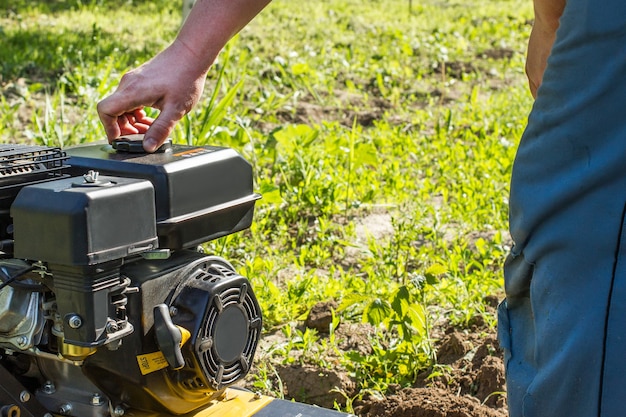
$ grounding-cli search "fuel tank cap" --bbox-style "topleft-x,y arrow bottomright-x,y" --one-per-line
112,134 -> 172,153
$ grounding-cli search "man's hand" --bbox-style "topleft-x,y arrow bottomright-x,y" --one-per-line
97,40 -> 207,152
97,0 -> 272,152
105,108 -> 153,137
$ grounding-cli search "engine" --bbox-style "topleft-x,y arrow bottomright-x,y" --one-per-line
0,140 -> 263,417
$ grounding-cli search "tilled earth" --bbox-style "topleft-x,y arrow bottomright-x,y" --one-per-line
247,300 -> 507,417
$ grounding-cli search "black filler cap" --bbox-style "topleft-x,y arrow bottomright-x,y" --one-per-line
112,134 -> 172,153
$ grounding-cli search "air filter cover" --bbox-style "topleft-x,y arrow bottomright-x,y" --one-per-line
11,175 -> 157,265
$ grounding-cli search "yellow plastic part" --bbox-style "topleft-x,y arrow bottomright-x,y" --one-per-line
179,326 -> 191,346
136,325 -> 193,375
135,351 -> 169,375
124,389 -> 273,417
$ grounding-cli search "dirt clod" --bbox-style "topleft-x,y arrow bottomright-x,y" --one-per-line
305,300 -> 339,333
275,363 -> 357,409
249,317 -> 507,416
355,387 -> 506,417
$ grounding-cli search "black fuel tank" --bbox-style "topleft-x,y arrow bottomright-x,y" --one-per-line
66,142 -> 261,250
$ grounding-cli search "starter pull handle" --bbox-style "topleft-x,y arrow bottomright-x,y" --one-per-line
154,304 -> 186,369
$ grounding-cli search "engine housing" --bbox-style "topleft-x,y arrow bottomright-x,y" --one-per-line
0,141 -> 263,416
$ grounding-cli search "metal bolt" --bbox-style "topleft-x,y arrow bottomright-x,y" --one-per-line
43,414 -> 53,417
168,306 -> 178,316
83,170 -> 99,183
41,381 -> 55,395
16,336 -> 28,348
67,315 -> 82,329
19,391 -> 30,403
198,337 -> 213,353
58,403 -> 72,415
106,321 -> 119,334
91,393 -> 103,406
113,405 -> 125,416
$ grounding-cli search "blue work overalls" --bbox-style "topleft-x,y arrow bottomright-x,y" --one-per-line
498,1 -> 626,416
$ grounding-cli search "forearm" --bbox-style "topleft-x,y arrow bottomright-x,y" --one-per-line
533,0 -> 565,31
175,0 -> 272,75
526,0 -> 566,97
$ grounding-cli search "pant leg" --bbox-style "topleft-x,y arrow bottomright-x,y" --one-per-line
598,213 -> 626,416
502,1 -> 626,415
500,197 -> 626,416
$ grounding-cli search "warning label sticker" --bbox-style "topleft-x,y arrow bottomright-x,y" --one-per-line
136,351 -> 169,375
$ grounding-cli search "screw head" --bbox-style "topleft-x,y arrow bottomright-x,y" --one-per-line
16,336 -> 28,348
19,391 -> 30,403
91,393 -> 104,406
106,321 -> 119,334
58,402 -> 72,415
41,381 -> 56,395
67,314 -> 83,329
83,170 -> 99,183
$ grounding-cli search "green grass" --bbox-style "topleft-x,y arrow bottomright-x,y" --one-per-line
1,0 -> 533,410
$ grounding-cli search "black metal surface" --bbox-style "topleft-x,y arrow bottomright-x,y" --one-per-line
171,256 -> 262,390
0,144 -> 67,180
0,145 -> 69,253
0,364 -> 50,417
0,145 -> 67,190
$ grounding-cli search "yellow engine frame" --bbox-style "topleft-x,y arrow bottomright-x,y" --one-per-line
124,389 -> 273,417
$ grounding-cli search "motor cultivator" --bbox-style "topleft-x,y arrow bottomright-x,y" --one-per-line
0,139 -> 351,417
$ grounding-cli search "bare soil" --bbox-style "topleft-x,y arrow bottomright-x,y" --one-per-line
243,210 -> 508,417
248,299 -> 506,417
